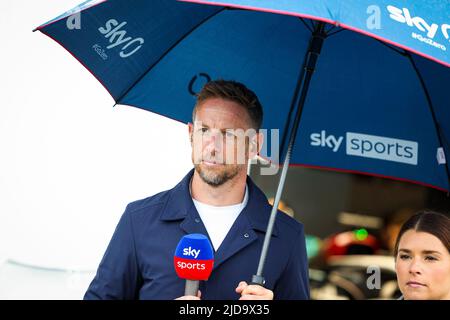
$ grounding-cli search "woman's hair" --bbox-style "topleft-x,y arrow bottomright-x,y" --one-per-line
393,210 -> 450,257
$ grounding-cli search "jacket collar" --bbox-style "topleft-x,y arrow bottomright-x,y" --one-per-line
160,168 -> 279,237
160,168 -> 279,269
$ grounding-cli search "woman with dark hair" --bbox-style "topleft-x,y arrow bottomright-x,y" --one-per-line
394,211 -> 450,300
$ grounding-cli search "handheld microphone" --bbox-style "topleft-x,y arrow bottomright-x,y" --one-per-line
174,233 -> 214,296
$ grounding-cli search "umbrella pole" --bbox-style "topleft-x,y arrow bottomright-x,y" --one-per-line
252,22 -> 327,287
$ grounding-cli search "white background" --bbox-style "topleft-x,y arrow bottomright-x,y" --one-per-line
0,0 -> 192,298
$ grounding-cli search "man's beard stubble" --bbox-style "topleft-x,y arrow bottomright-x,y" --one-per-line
194,162 -> 242,187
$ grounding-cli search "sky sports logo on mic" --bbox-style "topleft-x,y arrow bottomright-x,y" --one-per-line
174,234 -> 214,281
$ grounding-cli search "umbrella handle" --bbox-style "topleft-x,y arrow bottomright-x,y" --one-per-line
250,275 -> 266,287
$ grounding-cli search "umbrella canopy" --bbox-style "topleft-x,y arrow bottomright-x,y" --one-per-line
35,0 -> 450,192
185,0 -> 450,67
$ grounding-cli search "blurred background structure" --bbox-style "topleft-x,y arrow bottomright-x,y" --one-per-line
252,162 -> 450,299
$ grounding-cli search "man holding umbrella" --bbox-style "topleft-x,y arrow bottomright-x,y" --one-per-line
84,80 -> 310,300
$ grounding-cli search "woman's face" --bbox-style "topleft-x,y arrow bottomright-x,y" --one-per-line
395,230 -> 450,300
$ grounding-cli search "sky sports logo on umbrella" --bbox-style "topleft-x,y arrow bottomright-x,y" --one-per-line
79,18 -> 145,60
96,19 -> 145,58
386,5 -> 449,51
367,5 -> 448,52
310,131 -> 418,165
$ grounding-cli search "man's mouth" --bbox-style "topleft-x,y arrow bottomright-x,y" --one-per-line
406,281 -> 426,288
202,160 -> 222,166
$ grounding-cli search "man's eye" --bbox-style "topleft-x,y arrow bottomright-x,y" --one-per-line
399,254 -> 410,260
199,128 -> 208,133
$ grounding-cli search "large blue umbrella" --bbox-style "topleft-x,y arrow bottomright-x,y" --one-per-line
35,0 -> 450,286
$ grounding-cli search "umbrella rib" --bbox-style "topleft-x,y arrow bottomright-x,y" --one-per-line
325,24 -> 338,34
327,28 -> 345,37
310,19 -> 318,31
407,53 -> 450,189
376,40 -> 407,56
114,7 -> 228,106
299,17 -> 313,33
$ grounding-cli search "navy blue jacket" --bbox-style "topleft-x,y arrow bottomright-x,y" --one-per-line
84,169 -> 310,300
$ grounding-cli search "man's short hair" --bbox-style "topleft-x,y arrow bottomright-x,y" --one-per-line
193,80 -> 263,131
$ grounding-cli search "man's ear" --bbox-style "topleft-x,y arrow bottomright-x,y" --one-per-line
255,131 -> 264,155
249,132 -> 264,158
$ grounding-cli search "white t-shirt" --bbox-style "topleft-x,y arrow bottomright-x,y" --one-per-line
192,185 -> 249,251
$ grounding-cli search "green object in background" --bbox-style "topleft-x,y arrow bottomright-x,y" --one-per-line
354,228 -> 369,241
305,235 -> 321,259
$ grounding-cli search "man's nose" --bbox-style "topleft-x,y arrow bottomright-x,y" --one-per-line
205,131 -> 223,149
